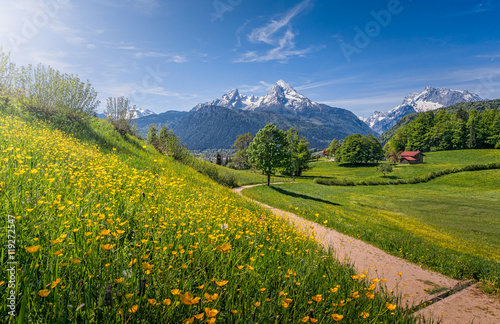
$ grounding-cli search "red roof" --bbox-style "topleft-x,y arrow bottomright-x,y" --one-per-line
401,156 -> 417,161
400,151 -> 421,157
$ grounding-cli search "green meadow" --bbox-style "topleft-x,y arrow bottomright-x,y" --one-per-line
300,150 -> 500,183
243,151 -> 500,294
0,104 -> 418,322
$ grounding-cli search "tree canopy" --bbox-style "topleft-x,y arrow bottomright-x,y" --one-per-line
247,124 -> 289,185
283,127 -> 311,177
336,134 -> 384,164
384,108 -> 500,152
231,132 -> 253,169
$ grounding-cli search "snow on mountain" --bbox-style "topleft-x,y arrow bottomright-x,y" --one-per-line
192,79 -> 321,114
192,88 -> 259,111
364,86 -> 482,134
131,108 -> 156,119
243,79 -> 321,114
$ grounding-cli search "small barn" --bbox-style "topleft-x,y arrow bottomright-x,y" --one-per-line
400,151 -> 425,164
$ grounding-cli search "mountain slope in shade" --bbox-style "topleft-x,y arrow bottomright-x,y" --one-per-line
134,110 -> 189,135
364,86 -> 482,134
135,79 -> 375,150
172,105 -> 372,151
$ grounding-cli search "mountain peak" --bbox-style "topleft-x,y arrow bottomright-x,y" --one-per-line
363,86 -> 483,134
275,79 -> 293,89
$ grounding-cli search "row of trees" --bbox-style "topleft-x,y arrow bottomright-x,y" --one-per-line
385,108 -> 500,153
232,124 -> 312,185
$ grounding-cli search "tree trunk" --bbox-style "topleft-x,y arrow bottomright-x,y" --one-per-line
267,174 -> 270,186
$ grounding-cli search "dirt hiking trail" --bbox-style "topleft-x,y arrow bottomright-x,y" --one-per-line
233,184 -> 500,323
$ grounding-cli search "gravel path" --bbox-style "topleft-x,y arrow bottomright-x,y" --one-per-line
233,184 -> 500,323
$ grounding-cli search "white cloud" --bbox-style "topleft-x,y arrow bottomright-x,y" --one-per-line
236,0 -> 313,63
295,77 -> 358,90
248,0 -> 310,45
167,55 -> 187,63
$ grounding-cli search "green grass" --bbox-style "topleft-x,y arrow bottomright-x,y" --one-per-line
213,165 -> 295,186
243,167 -> 500,288
0,105 -> 418,323
301,150 -> 500,183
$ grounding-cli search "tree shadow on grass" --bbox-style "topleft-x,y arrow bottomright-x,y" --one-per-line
269,186 -> 341,206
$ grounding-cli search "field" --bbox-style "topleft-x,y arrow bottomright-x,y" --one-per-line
301,150 -> 500,183
243,151 -> 500,293
212,164 -> 294,186
0,110 -> 415,323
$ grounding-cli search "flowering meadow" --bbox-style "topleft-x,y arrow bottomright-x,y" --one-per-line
0,112 -> 417,323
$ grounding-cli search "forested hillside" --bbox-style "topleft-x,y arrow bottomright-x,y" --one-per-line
379,100 -> 500,146
384,106 -> 500,152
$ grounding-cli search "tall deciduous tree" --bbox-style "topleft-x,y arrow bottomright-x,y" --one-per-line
337,134 -> 384,164
283,127 -> 311,177
146,124 -> 159,148
232,132 -> 253,169
247,124 -> 289,185
326,138 -> 341,159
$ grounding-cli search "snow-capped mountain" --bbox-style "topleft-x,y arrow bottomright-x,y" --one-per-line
364,86 -> 482,134
244,80 -> 321,114
193,79 -> 323,115
131,108 -> 156,119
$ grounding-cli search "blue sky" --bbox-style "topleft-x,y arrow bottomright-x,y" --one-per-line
1,0 -> 499,117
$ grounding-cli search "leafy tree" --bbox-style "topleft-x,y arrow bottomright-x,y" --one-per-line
146,124 -> 159,148
325,138 -> 341,159
17,62 -> 100,118
216,153 -> 222,165
486,113 -> 500,148
232,132 -> 253,169
467,110 -> 478,149
377,163 -> 393,177
337,134 -> 383,164
385,107 -> 500,153
105,96 -> 136,135
283,128 -> 311,177
247,124 -> 289,185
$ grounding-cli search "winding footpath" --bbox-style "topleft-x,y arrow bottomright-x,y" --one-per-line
233,184 -> 500,324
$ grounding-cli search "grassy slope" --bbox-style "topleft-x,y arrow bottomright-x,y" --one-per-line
243,152 -> 500,288
0,108 -> 415,323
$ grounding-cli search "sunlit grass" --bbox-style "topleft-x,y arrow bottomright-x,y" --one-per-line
301,150 -> 500,183
243,169 -> 500,285
0,112 -> 416,323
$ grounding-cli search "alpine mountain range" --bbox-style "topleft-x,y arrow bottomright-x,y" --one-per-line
361,86 -> 483,134
132,81 -> 484,150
